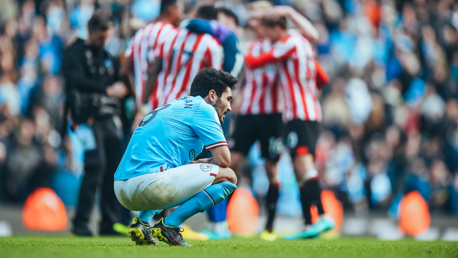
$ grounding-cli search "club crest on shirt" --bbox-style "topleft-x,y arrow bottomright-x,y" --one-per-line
200,164 -> 212,172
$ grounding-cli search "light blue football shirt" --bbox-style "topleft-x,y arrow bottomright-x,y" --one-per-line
114,96 -> 227,180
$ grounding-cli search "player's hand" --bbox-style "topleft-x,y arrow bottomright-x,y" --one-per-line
131,111 -> 145,132
107,82 -> 128,98
266,6 -> 294,20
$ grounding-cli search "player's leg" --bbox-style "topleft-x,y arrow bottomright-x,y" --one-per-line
284,120 -> 334,240
258,114 -> 284,241
162,167 -> 237,227
229,115 -> 257,177
150,164 -> 237,246
114,176 -> 161,246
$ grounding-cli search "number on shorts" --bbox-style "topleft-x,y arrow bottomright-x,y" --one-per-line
139,104 -> 171,127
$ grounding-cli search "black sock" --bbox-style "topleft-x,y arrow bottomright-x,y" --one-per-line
300,183 -> 313,225
265,182 -> 280,232
300,179 -> 324,225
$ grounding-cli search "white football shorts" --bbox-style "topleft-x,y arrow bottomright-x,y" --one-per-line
114,163 -> 219,211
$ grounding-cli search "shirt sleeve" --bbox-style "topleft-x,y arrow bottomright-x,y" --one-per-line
186,19 -> 214,36
191,102 -> 227,151
245,38 -> 296,69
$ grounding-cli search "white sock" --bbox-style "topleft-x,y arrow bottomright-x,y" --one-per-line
319,214 -> 331,221
208,221 -> 229,233
298,169 -> 319,187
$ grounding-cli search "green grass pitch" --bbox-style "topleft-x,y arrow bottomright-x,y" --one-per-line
1,236 -> 457,258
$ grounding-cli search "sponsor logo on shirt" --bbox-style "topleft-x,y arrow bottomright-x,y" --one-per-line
200,164 -> 212,172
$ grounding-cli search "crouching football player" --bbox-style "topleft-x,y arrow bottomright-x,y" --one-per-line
114,68 -> 238,246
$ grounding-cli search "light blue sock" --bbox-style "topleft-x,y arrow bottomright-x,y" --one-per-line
164,182 -> 236,228
138,210 -> 162,225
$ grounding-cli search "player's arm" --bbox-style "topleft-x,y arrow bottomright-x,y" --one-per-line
315,60 -> 329,89
186,19 -> 214,35
142,57 -> 163,106
192,146 -> 231,168
130,57 -> 162,131
119,57 -> 135,97
191,104 -> 230,167
267,6 -> 319,42
245,43 -> 295,69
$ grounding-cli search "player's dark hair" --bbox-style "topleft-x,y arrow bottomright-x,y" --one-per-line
160,0 -> 177,15
263,16 -> 287,30
190,68 -> 238,98
217,7 -> 239,26
196,5 -> 218,20
87,9 -> 115,33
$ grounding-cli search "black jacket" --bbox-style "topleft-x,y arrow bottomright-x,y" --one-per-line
62,39 -> 120,127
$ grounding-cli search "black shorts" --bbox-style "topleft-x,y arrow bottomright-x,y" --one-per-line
286,120 -> 320,158
229,113 -> 284,162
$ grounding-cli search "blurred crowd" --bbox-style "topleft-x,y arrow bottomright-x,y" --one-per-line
0,0 -> 458,215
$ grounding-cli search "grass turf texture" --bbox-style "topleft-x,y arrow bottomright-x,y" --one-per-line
1,236 -> 457,258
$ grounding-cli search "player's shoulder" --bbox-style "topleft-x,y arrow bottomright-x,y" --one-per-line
171,95 -> 205,109
132,25 -> 149,39
154,21 -> 176,33
193,97 -> 220,122
288,30 -> 312,45
249,38 -> 262,48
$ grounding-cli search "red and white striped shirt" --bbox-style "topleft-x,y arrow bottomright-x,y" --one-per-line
155,28 -> 223,107
239,39 -> 282,115
245,33 -> 321,121
125,21 -> 176,108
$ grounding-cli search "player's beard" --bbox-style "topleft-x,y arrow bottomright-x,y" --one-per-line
212,99 -> 227,124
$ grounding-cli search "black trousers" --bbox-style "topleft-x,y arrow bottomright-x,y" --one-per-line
73,117 -> 123,234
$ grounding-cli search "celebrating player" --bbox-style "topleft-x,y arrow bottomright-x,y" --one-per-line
230,5 -> 321,241
139,8 -> 224,120
244,13 -> 334,240
120,0 -> 183,127
114,68 -> 238,246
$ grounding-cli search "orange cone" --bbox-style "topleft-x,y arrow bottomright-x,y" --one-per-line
310,190 -> 344,231
398,191 -> 430,236
227,187 -> 259,233
22,187 -> 68,231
